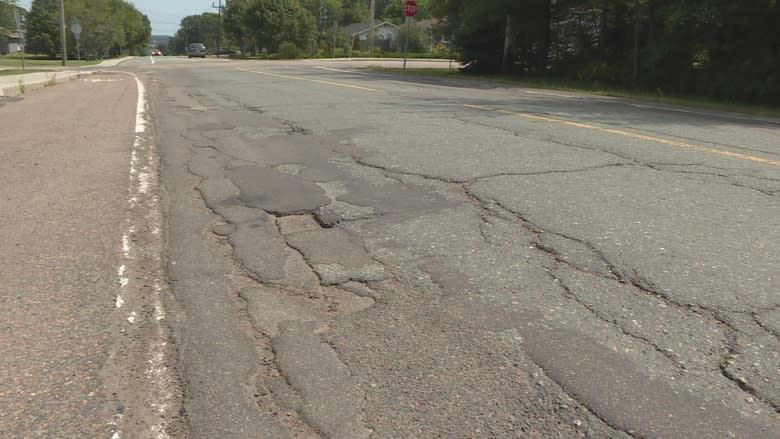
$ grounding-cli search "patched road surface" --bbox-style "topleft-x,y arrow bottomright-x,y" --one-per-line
2,56 -> 778,438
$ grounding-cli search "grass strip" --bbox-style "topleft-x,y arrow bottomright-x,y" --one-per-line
363,67 -> 780,118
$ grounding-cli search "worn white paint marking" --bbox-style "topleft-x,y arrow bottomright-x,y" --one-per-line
112,72 -> 172,439
154,282 -> 166,321
524,90 -> 574,98
122,234 -> 131,255
314,66 -> 371,75
135,78 -> 147,134
135,74 -> 174,439
138,172 -> 151,194
83,78 -> 121,83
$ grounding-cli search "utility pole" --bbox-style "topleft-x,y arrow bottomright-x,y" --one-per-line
633,0 -> 640,86
14,9 -> 25,71
332,20 -> 337,59
185,18 -> 189,54
212,0 -> 223,56
502,14 -> 513,74
59,0 -> 67,66
369,0 -> 375,56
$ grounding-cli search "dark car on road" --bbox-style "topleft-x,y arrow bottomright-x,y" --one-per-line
215,47 -> 240,56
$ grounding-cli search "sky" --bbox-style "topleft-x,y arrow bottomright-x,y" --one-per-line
17,0 -> 215,36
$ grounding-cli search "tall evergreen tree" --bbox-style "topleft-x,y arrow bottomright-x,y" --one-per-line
25,0 -> 59,56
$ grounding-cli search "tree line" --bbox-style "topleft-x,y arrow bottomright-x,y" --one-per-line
431,0 -> 780,104
170,0 -> 778,104
5,0 -> 150,59
167,0 -> 436,57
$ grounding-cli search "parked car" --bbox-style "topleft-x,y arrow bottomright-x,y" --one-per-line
215,47 -> 240,56
151,49 -> 163,56
188,43 -> 206,58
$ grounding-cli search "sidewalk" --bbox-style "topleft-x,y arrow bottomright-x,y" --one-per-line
0,56 -> 133,97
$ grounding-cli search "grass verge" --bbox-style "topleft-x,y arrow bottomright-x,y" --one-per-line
364,67 -> 780,118
0,69 -> 55,77
0,57 -> 102,68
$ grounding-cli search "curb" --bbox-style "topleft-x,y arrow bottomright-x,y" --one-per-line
0,70 -> 95,97
0,56 -> 133,97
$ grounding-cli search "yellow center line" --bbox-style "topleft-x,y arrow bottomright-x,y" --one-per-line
464,104 -> 780,167
238,68 -> 383,92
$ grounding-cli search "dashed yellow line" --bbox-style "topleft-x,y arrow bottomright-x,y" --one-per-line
238,68 -> 383,92
464,104 -> 780,167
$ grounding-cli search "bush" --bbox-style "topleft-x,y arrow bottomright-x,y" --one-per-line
277,42 -> 300,59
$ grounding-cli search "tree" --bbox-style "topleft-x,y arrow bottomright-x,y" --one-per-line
24,0 -> 150,58
426,0 -> 779,103
224,0 -> 315,54
25,0 -> 60,56
339,0 -> 368,24
169,13 -> 221,55
1,0 -> 22,33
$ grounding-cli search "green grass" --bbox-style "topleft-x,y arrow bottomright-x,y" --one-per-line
363,67 -> 780,118
0,69 -> 55,76
0,56 -> 102,68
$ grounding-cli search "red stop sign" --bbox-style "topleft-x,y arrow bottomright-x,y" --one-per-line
403,0 -> 418,17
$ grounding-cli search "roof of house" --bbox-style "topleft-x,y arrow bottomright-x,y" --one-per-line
343,21 -> 398,36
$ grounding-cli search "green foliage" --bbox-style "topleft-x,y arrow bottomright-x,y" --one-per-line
223,0 -> 314,55
277,41 -> 301,59
428,0 -> 780,105
380,0 -> 432,24
216,0 -> 779,105
168,13 -> 221,55
1,0 -> 22,34
24,0 -> 150,58
394,21 -> 428,53
25,0 -> 58,56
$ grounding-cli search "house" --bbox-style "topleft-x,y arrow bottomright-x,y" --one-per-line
1,32 -> 24,55
343,22 -> 398,52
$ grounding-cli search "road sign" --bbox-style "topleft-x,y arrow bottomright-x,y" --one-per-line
403,0 -> 418,17
71,21 -> 82,40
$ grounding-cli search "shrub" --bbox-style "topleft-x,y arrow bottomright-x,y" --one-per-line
277,42 -> 300,59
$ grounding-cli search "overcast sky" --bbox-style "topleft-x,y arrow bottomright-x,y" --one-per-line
17,0 -> 215,36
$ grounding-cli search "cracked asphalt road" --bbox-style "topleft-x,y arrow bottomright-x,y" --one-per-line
129,56 -> 778,438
